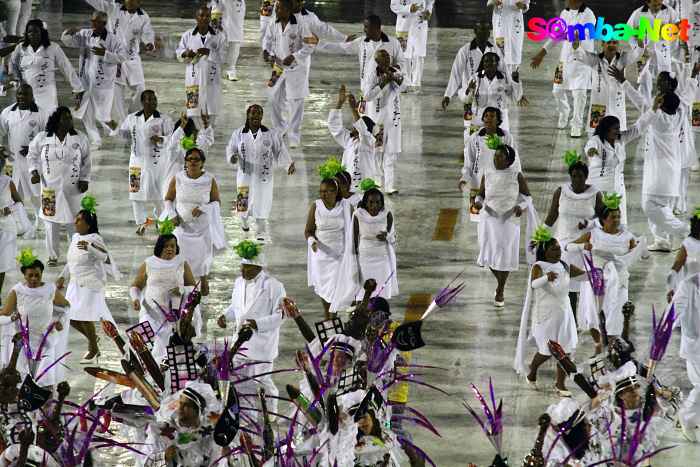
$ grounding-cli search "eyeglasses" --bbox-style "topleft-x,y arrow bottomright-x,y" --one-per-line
185,158 -> 202,163
319,189 -> 336,195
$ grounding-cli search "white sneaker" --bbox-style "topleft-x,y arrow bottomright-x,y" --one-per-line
691,164 -> 700,172
385,188 -> 399,195
90,142 -> 102,151
557,114 -> 568,129
135,224 -> 146,236
681,423 -> 697,443
648,242 -> 671,252
570,126 -> 582,138
227,71 -> 237,81
289,141 -> 299,148
673,207 -> 683,215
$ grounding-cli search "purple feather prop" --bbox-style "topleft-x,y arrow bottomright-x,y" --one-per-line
369,270 -> 396,308
35,351 -> 71,381
18,315 -> 32,360
391,415 -> 441,437
420,268 -> 467,320
34,320 -> 57,361
649,304 -> 675,364
462,378 -> 503,456
396,438 -> 436,467
382,374 -> 451,396
365,326 -> 397,386
581,249 -> 605,296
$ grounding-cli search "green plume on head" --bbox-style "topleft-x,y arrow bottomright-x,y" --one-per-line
602,192 -> 623,211
562,149 -> 582,167
485,134 -> 503,150
235,240 -> 261,260
156,217 -> 176,236
530,225 -> 552,245
80,193 -> 99,213
16,247 -> 39,268
317,157 -> 346,180
694,206 -> 700,219
360,178 -> 378,193
180,134 -> 197,151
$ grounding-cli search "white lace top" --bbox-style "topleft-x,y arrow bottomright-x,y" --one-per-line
683,237 -> 700,277
314,199 -> 345,254
16,283 -> 55,340
484,171 -> 519,223
531,262 -> 572,324
358,213 -> 389,263
591,228 -> 634,287
555,184 -> 598,242
66,233 -> 107,293
0,175 -> 16,235
144,256 -> 185,314
175,171 -> 212,228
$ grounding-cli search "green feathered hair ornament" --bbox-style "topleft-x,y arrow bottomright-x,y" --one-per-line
530,225 -> 552,245
360,178 -> 378,193
235,240 -> 261,260
180,134 -> 197,151
80,193 -> 99,213
485,134 -> 503,150
694,206 -> 700,219
16,247 -> 39,268
602,192 -> 623,211
562,149 -> 582,167
317,157 -> 346,180
156,217 -> 176,236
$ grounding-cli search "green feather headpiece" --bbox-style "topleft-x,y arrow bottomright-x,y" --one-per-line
694,206 -> 700,219
80,193 -> 99,213
317,157 -> 346,180
602,192 -> 623,211
156,217 -> 176,236
562,149 -> 582,167
530,225 -> 552,245
180,134 -> 197,151
360,178 -> 378,193
16,247 -> 39,268
235,241 -> 262,260
485,134 -> 503,150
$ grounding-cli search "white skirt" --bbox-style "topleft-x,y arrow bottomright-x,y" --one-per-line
65,281 -> 114,322
578,283 -> 627,335
530,308 -> 578,356
478,215 -> 520,271
307,243 -> 344,302
174,226 -> 212,277
140,305 -> 202,364
0,229 -> 16,273
357,254 -> 398,300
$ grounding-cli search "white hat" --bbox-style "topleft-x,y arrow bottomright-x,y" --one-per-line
241,253 -> 266,267
181,381 -> 221,423
547,398 -> 584,427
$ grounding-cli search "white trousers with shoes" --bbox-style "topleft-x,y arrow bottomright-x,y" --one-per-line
642,193 -> 690,249
132,200 -> 165,226
680,361 -> 700,430
269,84 -> 305,144
553,88 -> 587,130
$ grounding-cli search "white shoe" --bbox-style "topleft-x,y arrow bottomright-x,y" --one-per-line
673,207 -> 683,215
90,142 -> 102,151
570,126 -> 582,138
135,224 -> 147,236
672,237 -> 684,251
34,217 -> 44,231
385,188 -> 398,195
691,164 -> 700,172
557,114 -> 568,129
681,423 -> 697,443
227,71 -> 237,81
289,141 -> 299,148
648,242 -> 671,252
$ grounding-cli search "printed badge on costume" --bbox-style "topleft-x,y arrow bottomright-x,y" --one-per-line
268,64 -> 283,88
554,61 -> 564,84
236,186 -> 249,212
130,167 -> 141,193
589,104 -> 605,129
693,103 -> 700,126
637,55 -> 648,77
396,31 -> 408,53
42,189 -> 56,217
186,85 -> 199,110
261,0 -> 273,16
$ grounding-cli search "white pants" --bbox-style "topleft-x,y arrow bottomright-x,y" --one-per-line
268,84 -> 305,144
641,193 -> 691,249
676,168 -> 690,213
191,115 -> 217,130
553,88 -> 587,130
82,104 -> 111,145
113,82 -> 146,123
132,199 -> 165,226
227,42 -> 241,74
680,361 -> 700,429
5,0 -> 30,35
232,358 -> 279,414
382,151 -> 398,190
45,220 -> 68,260
242,216 -> 267,238
408,56 -> 425,87
258,17 -> 271,43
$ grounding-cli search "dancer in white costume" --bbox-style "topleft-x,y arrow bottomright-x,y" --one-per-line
514,232 -> 585,397
543,156 -> 602,308
667,213 -> 700,301
176,7 -> 227,128
164,147 -> 228,297
566,195 -> 647,355
55,198 -> 120,364
61,11 -> 126,150
530,0 -> 595,137
226,104 -> 296,240
0,253 -> 70,389
209,0 -> 246,81
0,84 -> 46,230
107,90 -> 174,236
390,0 -> 434,87
473,143 -> 537,307
305,160 -> 353,319
27,107 -> 91,266
335,170 -> 364,209
84,0 -> 156,122
130,232 -> 199,364
487,0 -> 529,73
9,21 -> 83,113
328,85 -> 377,193
164,111 -> 214,199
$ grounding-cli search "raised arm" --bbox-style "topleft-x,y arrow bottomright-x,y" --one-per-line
543,187 -> 562,227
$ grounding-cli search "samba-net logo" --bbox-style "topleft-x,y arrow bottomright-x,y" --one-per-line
527,17 -> 690,42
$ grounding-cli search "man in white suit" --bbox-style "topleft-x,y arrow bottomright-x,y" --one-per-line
217,249 -> 286,414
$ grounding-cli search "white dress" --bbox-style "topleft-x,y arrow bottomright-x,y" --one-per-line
163,125 -> 214,198
679,237 -> 700,283
210,0 -> 246,43
307,199 -> 352,302
577,229 -> 646,335
489,0 -> 529,68
171,171 -> 228,277
514,261 -> 578,375
554,184 -> 600,291
356,208 -> 398,300
477,168 -> 522,271
62,233 -> 121,322
0,175 -> 17,273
